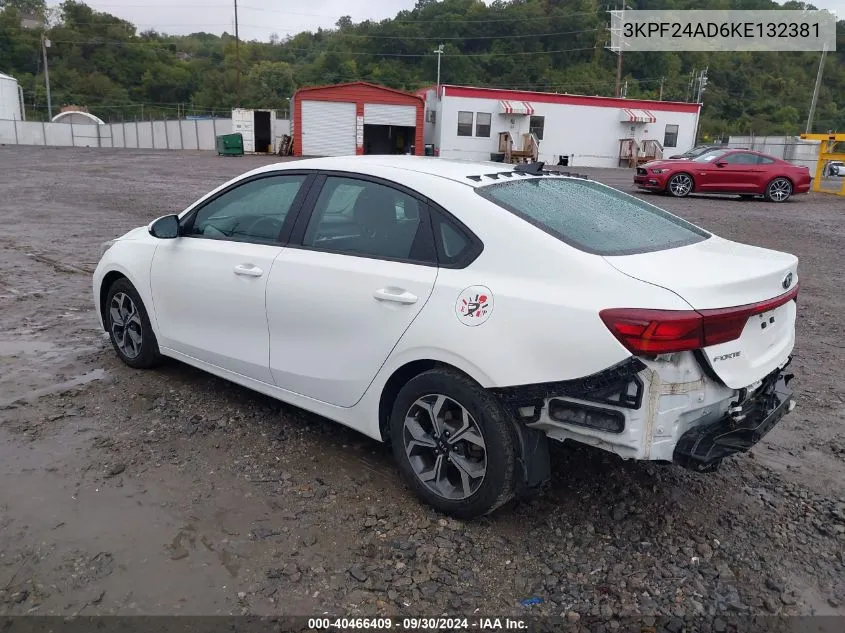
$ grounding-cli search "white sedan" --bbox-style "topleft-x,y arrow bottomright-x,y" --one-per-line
93,156 -> 799,518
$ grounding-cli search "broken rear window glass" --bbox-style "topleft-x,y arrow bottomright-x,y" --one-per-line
477,177 -> 710,256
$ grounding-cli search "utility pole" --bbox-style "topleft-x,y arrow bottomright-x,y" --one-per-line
433,44 -> 444,98
805,44 -> 827,134
692,67 -> 708,144
606,4 -> 626,98
695,67 -> 708,103
41,34 -> 52,119
658,76 -> 665,101
234,0 -> 241,106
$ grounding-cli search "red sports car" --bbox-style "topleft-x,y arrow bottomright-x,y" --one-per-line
634,149 -> 811,202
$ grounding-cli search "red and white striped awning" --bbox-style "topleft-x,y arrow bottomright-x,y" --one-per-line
499,100 -> 535,116
620,108 -> 656,123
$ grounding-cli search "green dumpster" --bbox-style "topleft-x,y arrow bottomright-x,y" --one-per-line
216,133 -> 244,156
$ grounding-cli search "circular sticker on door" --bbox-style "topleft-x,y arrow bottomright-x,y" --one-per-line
456,286 -> 493,326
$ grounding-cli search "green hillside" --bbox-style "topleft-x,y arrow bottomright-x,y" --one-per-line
1,0 -> 843,138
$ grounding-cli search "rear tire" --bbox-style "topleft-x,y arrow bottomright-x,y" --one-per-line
105,278 -> 162,369
667,173 -> 694,198
765,177 -> 792,203
389,368 -> 517,519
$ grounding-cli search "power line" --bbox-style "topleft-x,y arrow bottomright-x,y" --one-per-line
44,38 -> 599,57
54,3 -> 608,25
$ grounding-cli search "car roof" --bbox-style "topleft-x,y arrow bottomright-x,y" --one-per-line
258,155 -> 587,188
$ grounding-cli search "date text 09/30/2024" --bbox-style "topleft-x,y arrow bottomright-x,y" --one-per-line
308,617 -> 528,630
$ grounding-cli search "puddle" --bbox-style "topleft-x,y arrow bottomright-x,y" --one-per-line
0,369 -> 107,407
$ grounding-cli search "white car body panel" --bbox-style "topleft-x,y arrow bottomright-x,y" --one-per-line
266,248 -> 438,407
92,155 -> 799,464
150,238 -> 283,384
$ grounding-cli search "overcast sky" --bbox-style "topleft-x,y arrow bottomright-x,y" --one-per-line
47,0 -> 842,42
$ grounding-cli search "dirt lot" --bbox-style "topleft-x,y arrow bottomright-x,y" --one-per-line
1,146 -> 844,623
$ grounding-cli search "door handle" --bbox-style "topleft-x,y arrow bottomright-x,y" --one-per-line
373,287 -> 418,304
233,263 -> 263,277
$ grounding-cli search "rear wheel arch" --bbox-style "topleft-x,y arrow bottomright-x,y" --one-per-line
765,176 -> 794,202
379,360 -> 484,442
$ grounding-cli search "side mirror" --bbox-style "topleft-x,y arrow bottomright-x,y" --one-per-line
149,214 -> 180,239
715,161 -> 727,168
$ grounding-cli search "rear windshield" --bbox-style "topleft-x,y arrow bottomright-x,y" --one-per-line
477,177 -> 710,256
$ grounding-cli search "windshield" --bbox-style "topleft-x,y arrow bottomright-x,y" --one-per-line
477,177 -> 710,256
693,150 -> 727,163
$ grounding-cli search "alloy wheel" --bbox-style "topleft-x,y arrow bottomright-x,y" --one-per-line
109,292 -> 143,359
402,394 -> 487,501
669,174 -> 693,197
768,178 -> 792,202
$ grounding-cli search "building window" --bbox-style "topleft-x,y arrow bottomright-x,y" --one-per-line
528,116 -> 545,141
457,111 -> 473,137
475,112 -> 491,137
425,109 -> 436,124
664,124 -> 679,148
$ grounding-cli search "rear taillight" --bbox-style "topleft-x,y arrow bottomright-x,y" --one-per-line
600,284 -> 798,355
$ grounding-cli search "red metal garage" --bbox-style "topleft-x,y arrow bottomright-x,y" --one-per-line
292,82 -> 424,157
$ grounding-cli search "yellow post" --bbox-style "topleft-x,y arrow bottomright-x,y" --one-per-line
799,133 -> 845,196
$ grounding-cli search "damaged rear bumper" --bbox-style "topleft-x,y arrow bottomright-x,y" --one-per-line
673,366 -> 795,472
490,354 -> 795,470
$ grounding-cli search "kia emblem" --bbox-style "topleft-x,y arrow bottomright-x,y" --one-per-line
782,272 -> 793,289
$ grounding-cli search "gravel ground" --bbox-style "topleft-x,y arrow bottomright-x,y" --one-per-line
0,146 -> 844,623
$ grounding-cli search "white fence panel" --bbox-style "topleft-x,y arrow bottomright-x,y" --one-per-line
181,120 -> 199,150
137,121 -> 153,149
197,120 -> 217,150
0,117 -> 253,152
0,120 -> 16,144
110,123 -> 125,149
44,122 -> 73,146
71,124 -> 100,147
151,121 -> 167,149
166,120 -> 182,149
18,121 -> 46,145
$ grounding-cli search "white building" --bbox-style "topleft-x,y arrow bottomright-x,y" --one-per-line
420,85 -> 701,168
0,72 -> 24,121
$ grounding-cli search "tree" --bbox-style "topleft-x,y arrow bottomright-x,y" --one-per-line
243,61 -> 295,109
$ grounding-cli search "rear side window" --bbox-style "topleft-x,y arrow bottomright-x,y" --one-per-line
478,178 -> 710,256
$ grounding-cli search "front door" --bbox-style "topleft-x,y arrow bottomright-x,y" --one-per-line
696,151 -> 761,192
150,173 -> 311,383
266,175 -> 438,407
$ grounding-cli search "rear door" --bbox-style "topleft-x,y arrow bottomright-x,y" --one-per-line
265,174 -> 438,407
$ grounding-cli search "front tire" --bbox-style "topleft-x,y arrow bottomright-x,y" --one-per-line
765,177 -> 792,202
667,173 -> 694,197
389,368 -> 517,519
105,278 -> 162,369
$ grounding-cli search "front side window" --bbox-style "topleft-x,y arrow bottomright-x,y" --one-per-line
303,177 -> 433,262
475,112 -> 491,137
478,178 -> 710,256
529,115 -> 545,140
663,124 -> 679,148
457,111 -> 473,137
693,150 -> 727,163
187,175 -> 306,242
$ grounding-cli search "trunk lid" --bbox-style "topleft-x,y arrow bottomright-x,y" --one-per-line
604,236 -> 798,388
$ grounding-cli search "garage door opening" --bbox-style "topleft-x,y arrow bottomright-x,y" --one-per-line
364,125 -> 415,155
254,110 -> 272,153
